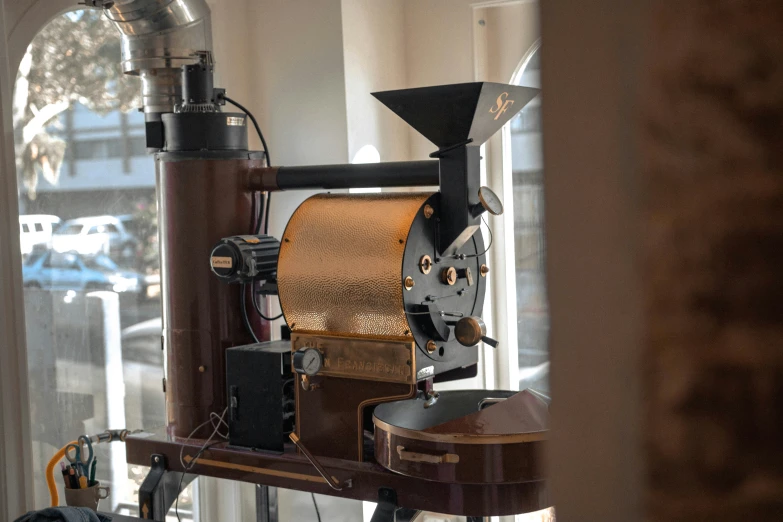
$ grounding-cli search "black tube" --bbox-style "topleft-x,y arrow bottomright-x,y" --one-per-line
276,160 -> 440,190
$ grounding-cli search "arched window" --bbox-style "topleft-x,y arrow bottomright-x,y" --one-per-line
509,41 -> 549,394
13,10 -> 172,517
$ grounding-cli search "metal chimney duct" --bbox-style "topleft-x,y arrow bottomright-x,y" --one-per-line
89,0 -> 213,138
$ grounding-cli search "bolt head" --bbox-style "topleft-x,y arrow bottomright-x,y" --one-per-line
419,255 -> 433,274
404,276 -> 416,290
441,267 -> 457,285
480,264 -> 490,277
426,340 -> 437,353
423,204 -> 434,219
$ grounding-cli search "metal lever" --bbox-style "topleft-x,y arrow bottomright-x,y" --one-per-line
289,433 -> 351,491
455,316 -> 499,348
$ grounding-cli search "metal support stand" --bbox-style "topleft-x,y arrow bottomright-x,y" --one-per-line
256,485 -> 278,522
370,488 -> 420,522
138,454 -> 195,521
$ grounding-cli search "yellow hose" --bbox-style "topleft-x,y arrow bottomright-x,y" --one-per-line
46,440 -> 77,507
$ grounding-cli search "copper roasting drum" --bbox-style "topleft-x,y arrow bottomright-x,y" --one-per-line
373,389 -> 549,484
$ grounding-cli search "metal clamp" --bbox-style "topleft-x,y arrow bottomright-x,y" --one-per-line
288,433 -> 351,491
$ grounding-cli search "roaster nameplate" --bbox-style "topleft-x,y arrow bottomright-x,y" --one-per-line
291,333 -> 416,384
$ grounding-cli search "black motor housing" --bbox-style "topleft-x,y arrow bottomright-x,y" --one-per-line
210,234 -> 280,284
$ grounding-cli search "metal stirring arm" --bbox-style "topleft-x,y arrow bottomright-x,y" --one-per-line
288,433 -> 352,491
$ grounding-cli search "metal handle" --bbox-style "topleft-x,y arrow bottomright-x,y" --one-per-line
288,433 -> 350,491
478,397 -> 507,410
397,445 -> 459,464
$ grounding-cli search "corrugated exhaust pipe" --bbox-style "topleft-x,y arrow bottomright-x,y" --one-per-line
89,0 -> 213,135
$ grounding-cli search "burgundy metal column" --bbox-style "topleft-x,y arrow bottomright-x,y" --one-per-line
157,152 -> 270,438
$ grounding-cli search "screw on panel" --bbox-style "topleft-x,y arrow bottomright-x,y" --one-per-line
441,267 -> 457,285
419,255 -> 433,274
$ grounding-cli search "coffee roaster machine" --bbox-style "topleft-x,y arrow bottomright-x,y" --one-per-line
94,3 -> 549,518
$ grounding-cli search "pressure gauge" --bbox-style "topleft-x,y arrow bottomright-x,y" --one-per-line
477,186 -> 504,216
293,348 -> 323,376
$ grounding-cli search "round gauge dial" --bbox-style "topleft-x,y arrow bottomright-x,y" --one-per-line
478,186 -> 504,216
293,348 -> 323,376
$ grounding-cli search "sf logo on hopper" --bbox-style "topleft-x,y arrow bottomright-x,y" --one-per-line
490,92 -> 515,121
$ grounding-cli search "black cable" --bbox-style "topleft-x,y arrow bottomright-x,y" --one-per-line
223,96 -> 272,236
263,192 -> 271,235
311,493 -> 322,522
251,285 -> 284,321
241,284 -> 261,343
452,217 -> 493,259
175,441 -> 221,522
221,95 -> 271,167
254,192 -> 263,234
223,95 -> 281,324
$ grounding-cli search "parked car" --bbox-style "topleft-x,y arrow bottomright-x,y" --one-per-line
19,214 -> 61,257
23,250 -> 143,294
51,215 -> 139,263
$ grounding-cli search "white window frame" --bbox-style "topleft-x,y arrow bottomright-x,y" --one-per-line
472,0 -> 540,392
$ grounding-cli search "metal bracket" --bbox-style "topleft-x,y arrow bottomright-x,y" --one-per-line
370,488 -> 419,522
138,454 -> 195,521
138,454 -> 166,520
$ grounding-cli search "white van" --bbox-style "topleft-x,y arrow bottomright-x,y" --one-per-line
19,214 -> 61,256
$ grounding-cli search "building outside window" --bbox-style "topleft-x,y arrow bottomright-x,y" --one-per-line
509,43 -> 549,394
14,10 -> 175,518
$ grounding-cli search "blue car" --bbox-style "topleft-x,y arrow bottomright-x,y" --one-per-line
23,250 -> 142,294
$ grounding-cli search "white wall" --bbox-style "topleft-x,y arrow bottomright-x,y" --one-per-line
245,0 -> 350,241
341,0 -> 410,162
402,0 -> 476,159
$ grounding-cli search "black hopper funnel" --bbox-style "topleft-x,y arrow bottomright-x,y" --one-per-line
372,82 -> 539,150
373,82 -> 538,255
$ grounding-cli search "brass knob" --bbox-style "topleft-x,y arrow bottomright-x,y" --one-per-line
480,264 -> 490,277
426,340 -> 438,353
404,276 -> 416,290
455,316 -> 487,347
423,204 -> 434,219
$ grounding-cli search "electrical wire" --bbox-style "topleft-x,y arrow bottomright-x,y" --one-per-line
223,96 -> 272,235
221,95 -> 271,167
241,284 -> 261,343
251,286 -> 284,321
225,94 -> 278,325
449,217 -> 494,259
311,493 -> 322,522
176,408 -> 229,522
263,192 -> 271,235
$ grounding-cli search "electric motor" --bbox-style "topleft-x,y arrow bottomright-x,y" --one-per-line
210,235 -> 280,284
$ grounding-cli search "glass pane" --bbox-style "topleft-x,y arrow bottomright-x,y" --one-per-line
13,9 -> 190,518
510,45 -> 549,394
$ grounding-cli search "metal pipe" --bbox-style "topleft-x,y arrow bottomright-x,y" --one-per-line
247,161 -> 441,192
98,0 -> 213,116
